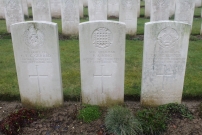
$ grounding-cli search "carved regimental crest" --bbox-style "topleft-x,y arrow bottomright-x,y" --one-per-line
92,27 -> 113,49
24,25 -> 44,49
157,27 -> 179,48
7,0 -> 18,10
153,0 -> 168,10
36,1 -> 48,13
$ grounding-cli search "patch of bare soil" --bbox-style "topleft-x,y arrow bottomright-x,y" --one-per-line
0,100 -> 202,135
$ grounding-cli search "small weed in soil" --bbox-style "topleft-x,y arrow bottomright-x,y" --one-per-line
105,106 -> 142,135
136,103 -> 193,135
158,103 -> 194,120
0,108 -> 41,135
77,104 -> 101,123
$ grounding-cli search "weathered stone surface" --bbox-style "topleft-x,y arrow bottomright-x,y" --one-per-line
88,0 -> 107,21
150,0 -> 170,21
145,0 -> 151,17
107,0 -> 119,18
175,0 -> 195,26
11,21 -> 63,108
141,21 -> 191,106
50,0 -> 61,18
79,21 -> 126,106
32,0 -> 51,22
61,0 -> 79,36
119,0 -> 137,36
4,0 -> 24,33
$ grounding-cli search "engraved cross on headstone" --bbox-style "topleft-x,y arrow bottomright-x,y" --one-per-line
156,64 -> 172,91
29,65 -> 48,93
93,65 -> 112,93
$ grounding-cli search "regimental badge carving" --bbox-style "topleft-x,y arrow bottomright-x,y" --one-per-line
94,0 -> 103,13
92,27 -> 113,49
122,0 -> 133,20
108,0 -> 118,5
7,0 -> 18,10
36,0 -> 48,13
24,25 -> 44,49
157,27 -> 179,48
153,0 -> 168,11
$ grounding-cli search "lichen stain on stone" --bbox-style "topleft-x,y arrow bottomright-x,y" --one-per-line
99,95 -> 124,107
21,96 -> 63,109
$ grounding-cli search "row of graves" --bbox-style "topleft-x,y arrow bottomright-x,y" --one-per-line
1,0 -> 202,35
1,0 -> 201,108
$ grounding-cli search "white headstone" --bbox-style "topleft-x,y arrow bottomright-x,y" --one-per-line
32,0 -> 52,22
79,0 -> 83,18
145,0 -> 151,17
141,21 -> 191,106
150,0 -> 170,21
0,0 -> 5,19
50,0 -> 61,18
61,0 -> 79,36
107,0 -> 119,18
119,0 -> 137,36
27,0 -> 32,7
88,0 -> 107,21
22,0 -> 29,17
83,0 -> 87,7
79,21 -> 126,106
11,21 -> 63,108
175,0 -> 195,26
195,0 -> 201,7
4,0 -> 24,33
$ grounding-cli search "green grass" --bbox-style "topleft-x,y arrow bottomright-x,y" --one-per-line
0,4 -> 202,100
77,105 -> 101,123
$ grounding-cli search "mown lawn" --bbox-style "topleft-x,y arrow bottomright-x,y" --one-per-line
0,5 -> 201,101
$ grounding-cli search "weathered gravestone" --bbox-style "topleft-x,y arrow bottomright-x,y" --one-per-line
145,0 -> 151,17
50,0 -> 61,18
150,0 -> 170,21
141,21 -> 191,106
79,21 -> 126,106
32,0 -> 52,22
88,0 -> 107,21
4,0 -> 24,33
11,21 -> 63,108
195,0 -> 201,7
107,0 -> 119,18
79,0 -> 83,18
119,0 -> 137,36
83,0 -> 87,7
22,0 -> 29,17
175,0 -> 195,26
27,0 -> 32,7
0,0 -> 5,19
61,0 -> 79,36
